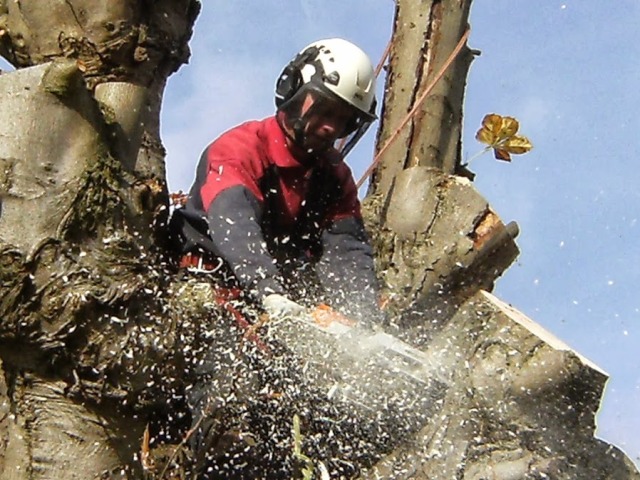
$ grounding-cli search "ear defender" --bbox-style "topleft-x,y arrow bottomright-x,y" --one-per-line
275,46 -> 321,108
275,64 -> 302,107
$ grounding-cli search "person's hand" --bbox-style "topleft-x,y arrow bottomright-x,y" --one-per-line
262,293 -> 306,320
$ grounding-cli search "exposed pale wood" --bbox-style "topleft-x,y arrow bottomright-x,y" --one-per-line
359,291 -> 639,480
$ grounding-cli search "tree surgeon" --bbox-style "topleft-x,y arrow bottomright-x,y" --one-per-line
171,38 -> 383,324
168,38 -> 385,475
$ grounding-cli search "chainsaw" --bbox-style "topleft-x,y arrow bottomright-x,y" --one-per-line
262,304 -> 449,447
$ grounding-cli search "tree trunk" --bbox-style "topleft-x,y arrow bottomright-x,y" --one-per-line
370,0 -> 471,190
357,291 -> 640,479
0,1 -> 200,477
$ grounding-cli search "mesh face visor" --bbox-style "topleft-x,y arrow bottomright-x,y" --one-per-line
278,82 -> 375,158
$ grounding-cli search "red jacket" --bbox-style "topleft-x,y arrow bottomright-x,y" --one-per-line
171,116 -> 379,321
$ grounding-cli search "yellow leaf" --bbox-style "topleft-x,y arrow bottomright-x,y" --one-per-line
475,114 -> 519,146
475,113 -> 533,162
501,135 -> 533,154
497,116 -> 520,140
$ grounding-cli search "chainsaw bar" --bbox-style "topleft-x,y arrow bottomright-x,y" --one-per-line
264,310 -> 448,449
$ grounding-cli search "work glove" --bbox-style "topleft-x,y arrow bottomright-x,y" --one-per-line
311,304 -> 357,327
310,304 -> 388,333
262,293 -> 306,320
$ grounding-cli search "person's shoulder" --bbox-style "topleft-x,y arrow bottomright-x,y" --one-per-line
218,118 -> 266,141
207,118 -> 271,157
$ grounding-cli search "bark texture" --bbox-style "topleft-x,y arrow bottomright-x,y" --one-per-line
370,0 -> 473,196
364,167 -> 519,330
362,0 -> 518,327
359,291 -> 640,480
359,0 -> 639,478
0,0 -> 201,234
0,1 -> 200,477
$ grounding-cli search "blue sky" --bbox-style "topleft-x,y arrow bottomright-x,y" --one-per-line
161,0 -> 639,467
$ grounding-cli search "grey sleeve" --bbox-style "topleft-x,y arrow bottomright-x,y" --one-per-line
206,185 -> 285,300
315,216 -> 382,324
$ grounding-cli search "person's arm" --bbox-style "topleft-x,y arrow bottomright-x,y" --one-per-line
199,146 -> 285,300
316,216 -> 382,325
314,170 -> 382,325
205,185 -> 285,299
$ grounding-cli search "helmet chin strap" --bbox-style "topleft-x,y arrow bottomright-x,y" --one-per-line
292,117 -> 306,147
275,111 -> 307,151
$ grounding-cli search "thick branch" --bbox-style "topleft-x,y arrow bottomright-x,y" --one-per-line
370,0 -> 473,197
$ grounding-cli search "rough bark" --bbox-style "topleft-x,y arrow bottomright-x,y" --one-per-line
359,291 -> 640,480
0,0 -> 201,238
0,1 -> 200,477
364,167 -> 520,331
369,0 -> 473,196
360,0 -> 639,478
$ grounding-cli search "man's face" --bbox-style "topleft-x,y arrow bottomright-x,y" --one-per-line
299,93 -> 355,152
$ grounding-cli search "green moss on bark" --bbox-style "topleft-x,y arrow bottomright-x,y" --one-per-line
61,150 -> 126,240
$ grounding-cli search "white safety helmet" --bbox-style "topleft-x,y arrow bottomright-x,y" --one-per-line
275,38 -> 377,157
